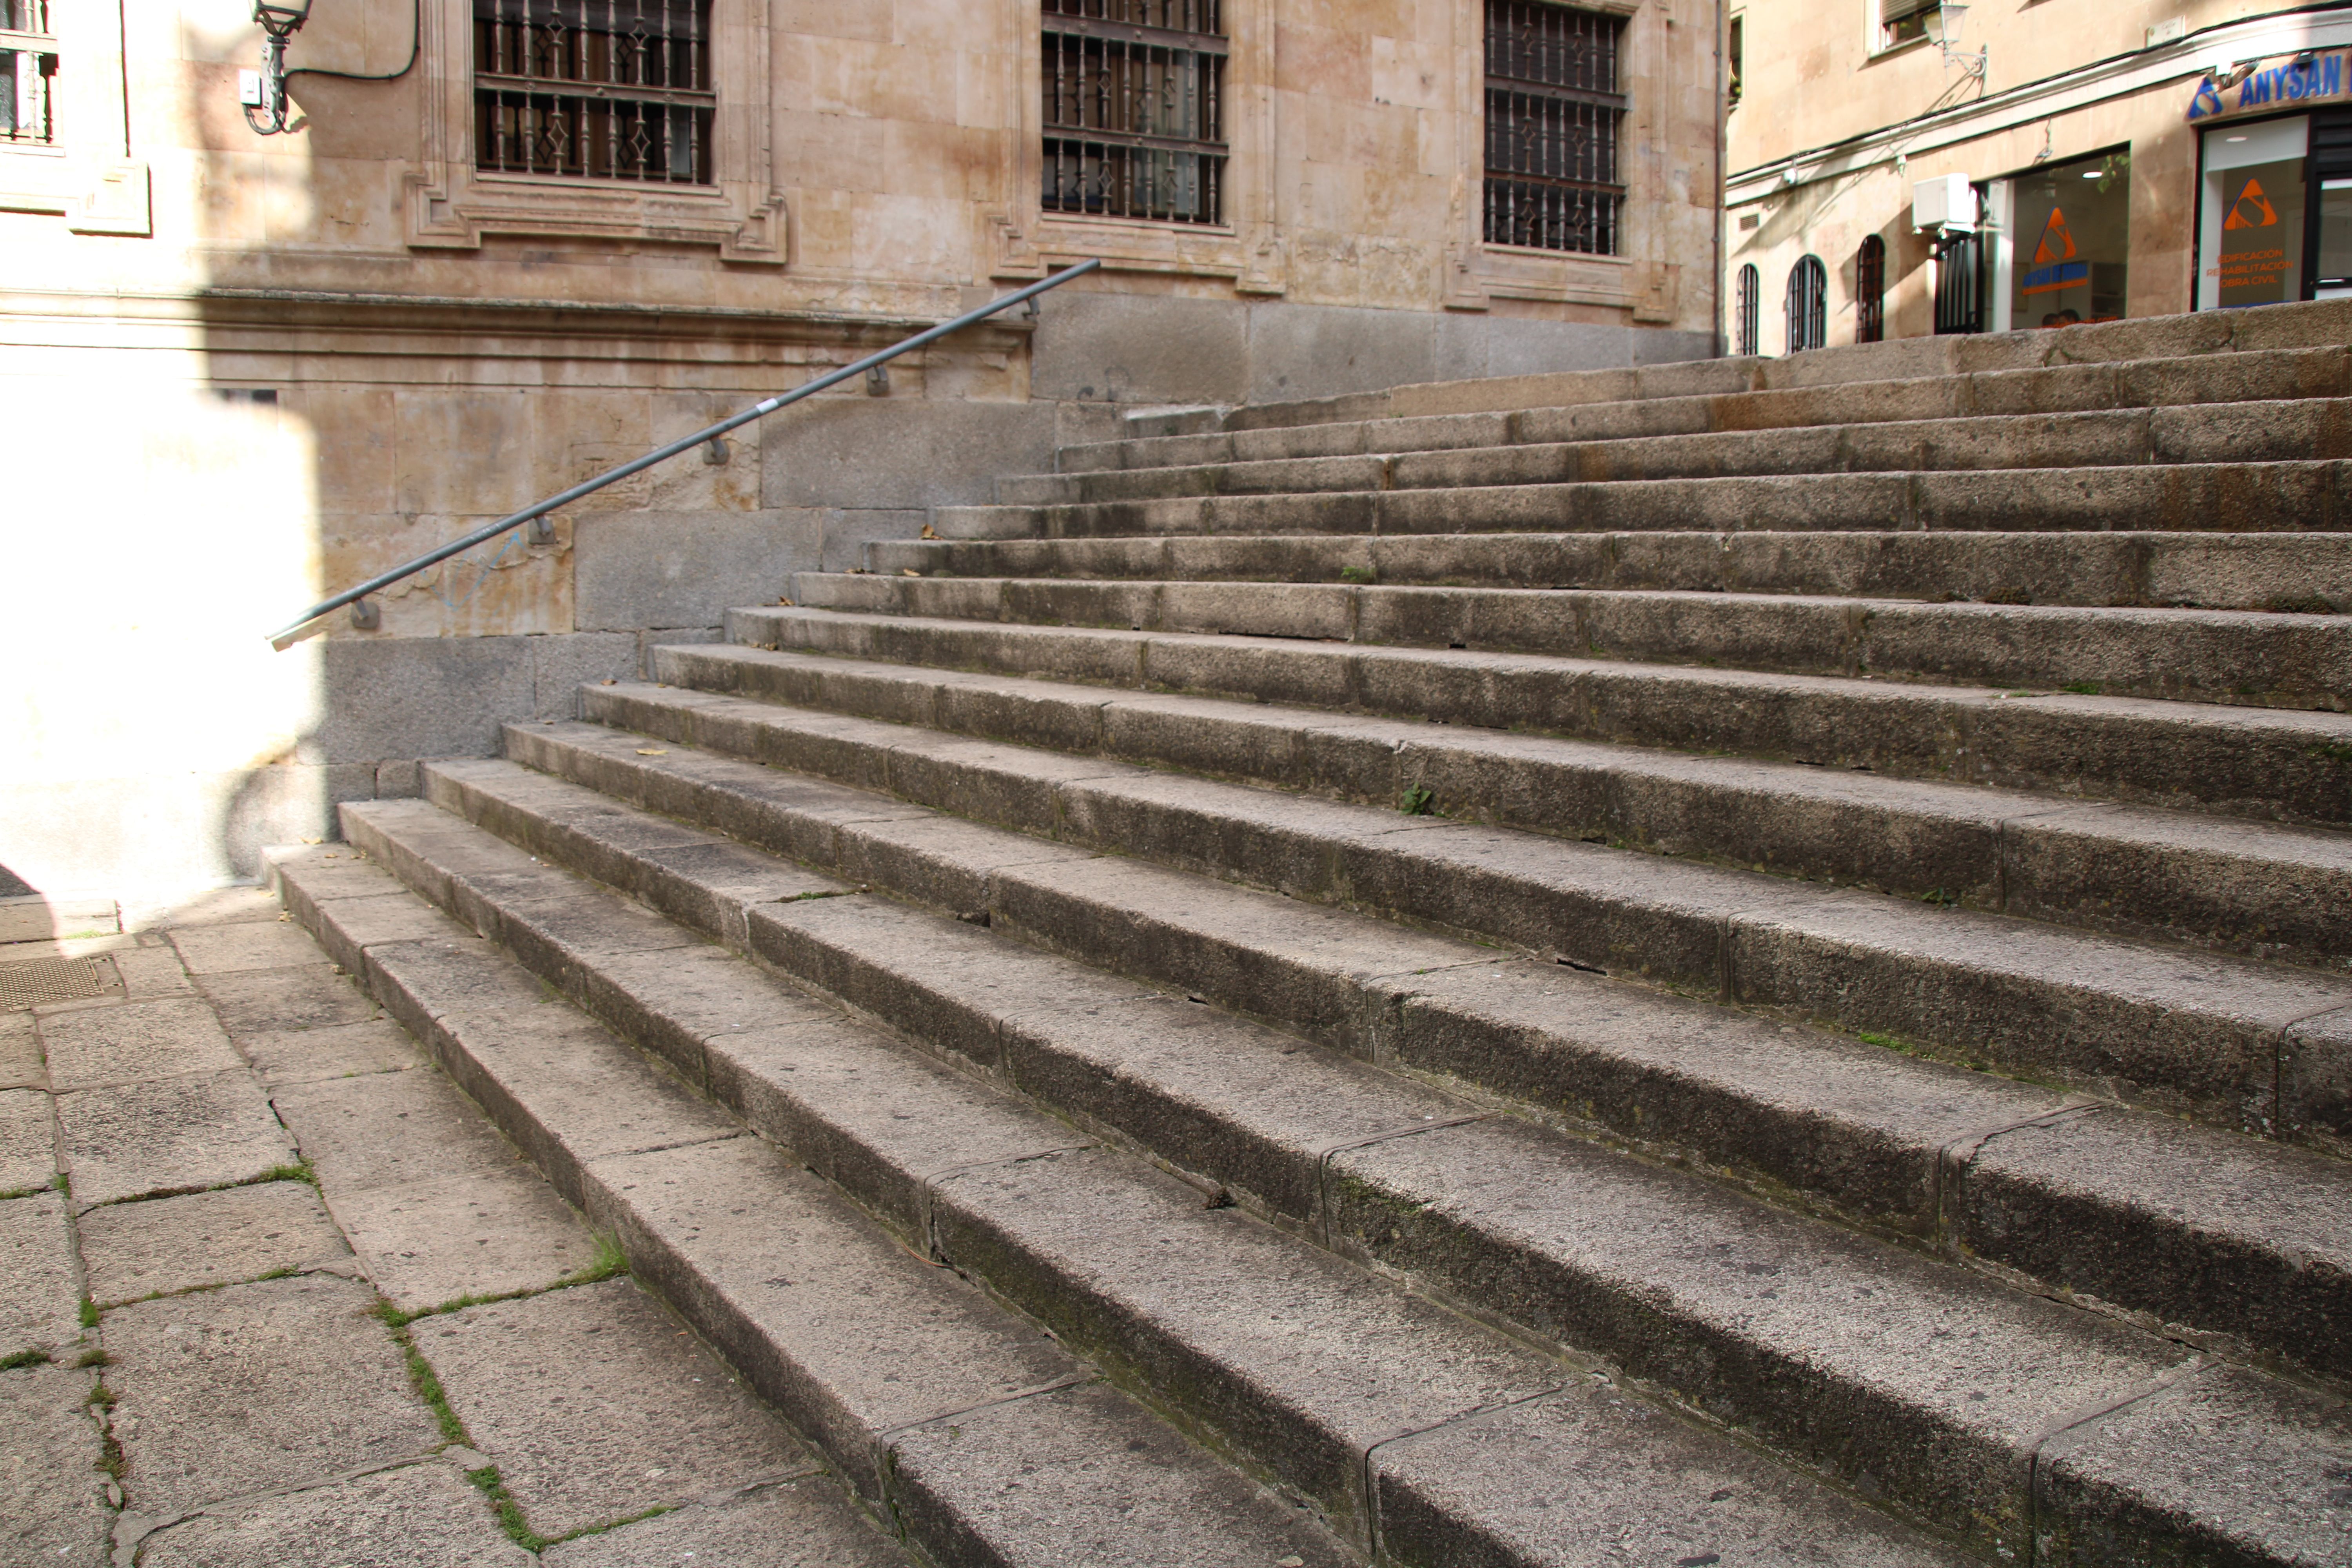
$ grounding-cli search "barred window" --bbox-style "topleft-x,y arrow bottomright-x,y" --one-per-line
1484,0 -> 1626,256
1042,0 -> 1226,226
1735,263 -> 1759,355
475,0 -> 713,184
1786,254 -> 1827,352
0,0 -> 56,147
1856,233 -> 1886,343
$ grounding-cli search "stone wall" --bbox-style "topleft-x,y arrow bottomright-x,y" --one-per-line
0,0 -> 1724,902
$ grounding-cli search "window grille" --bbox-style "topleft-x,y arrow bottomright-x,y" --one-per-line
1735,263 -> 1760,355
1856,234 -> 1885,343
475,0 -> 713,184
1483,0 -> 1626,256
1042,0 -> 1226,226
0,0 -> 56,147
1786,254 -> 1826,352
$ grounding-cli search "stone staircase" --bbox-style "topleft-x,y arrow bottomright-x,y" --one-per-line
274,300 -> 2352,1568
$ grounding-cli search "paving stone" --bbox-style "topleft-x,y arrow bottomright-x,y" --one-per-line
0,1192 -> 81,1357
416,1277 -> 807,1539
272,1066 -> 521,1195
0,1010 -> 42,1089
167,921 -> 337,976
55,1071 -> 296,1207
196,965 -> 379,1036
36,997 -> 242,1091
154,888 -> 285,930
0,1086 -> 53,1195
330,1167 -> 598,1314
0,1362 -> 109,1568
112,946 -> 197,998
135,1459 -> 532,1568
541,1474 -> 909,1568
78,1182 -> 347,1305
235,1017 -> 421,1086
105,1274 -> 441,1516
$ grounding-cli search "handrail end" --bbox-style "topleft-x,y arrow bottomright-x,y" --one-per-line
269,614 -> 331,652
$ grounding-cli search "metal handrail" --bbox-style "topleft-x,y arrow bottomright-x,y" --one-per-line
268,257 -> 1103,649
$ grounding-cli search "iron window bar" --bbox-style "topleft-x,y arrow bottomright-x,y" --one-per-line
1043,0 -> 1227,225
1,0 -> 56,148
1483,0 -> 1626,256
267,258 -> 1104,649
474,0 -> 713,183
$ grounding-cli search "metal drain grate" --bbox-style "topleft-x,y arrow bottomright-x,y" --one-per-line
0,953 -> 122,1011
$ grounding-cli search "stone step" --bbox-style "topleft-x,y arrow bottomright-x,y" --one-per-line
485,718 -> 2352,1385
284,818 -> 1975,1568
788,572 -> 2352,713
863,529 -> 2352,617
588,665 -> 2352,1152
1197,298 -> 2352,436
1007,400 -> 2352,508
387,752 -> 2352,1568
621,641 -> 2352,969
723,607 -> 2352,829
267,838 -> 1363,1568
1060,348 -> 2352,474
934,461 -> 2352,542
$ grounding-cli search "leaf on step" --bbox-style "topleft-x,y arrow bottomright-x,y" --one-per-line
900,568 -> 920,577
635,748 -> 669,756
777,597 -> 794,606
920,523 -> 939,539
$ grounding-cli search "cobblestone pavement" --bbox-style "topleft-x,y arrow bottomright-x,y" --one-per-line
2,881 -> 891,1567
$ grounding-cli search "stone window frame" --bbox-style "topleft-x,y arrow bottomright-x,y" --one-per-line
0,0 -> 145,234
1447,0 -> 1652,316
404,0 -> 784,262
993,0 -> 1285,294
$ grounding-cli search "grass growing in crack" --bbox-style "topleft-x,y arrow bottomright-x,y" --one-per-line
77,1298 -> 98,1330
0,1348 -> 51,1371
85,1381 -> 127,1481
1399,786 -> 1437,817
374,1299 -> 469,1446
379,1231 -> 631,1330
249,1158 -> 319,1188
466,1466 -> 543,1549
73,1348 -> 111,1369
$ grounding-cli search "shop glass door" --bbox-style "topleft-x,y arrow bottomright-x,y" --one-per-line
2199,116 -> 2308,309
1996,149 -> 2132,329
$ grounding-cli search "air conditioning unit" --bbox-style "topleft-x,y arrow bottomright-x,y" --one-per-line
1912,173 -> 1976,231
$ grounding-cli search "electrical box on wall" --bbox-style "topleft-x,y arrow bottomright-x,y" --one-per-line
1913,173 -> 1976,231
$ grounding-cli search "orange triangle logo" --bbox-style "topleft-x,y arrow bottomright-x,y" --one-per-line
2225,177 -> 2279,230
2033,207 -> 2078,267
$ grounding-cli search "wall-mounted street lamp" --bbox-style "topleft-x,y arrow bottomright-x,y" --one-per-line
238,0 -> 312,135
1925,1 -> 1987,82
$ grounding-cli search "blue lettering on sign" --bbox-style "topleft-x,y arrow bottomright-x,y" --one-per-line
2022,260 -> 2091,292
2189,51 -> 2351,120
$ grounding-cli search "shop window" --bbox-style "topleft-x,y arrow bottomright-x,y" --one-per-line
1878,0 -> 1936,52
1735,263 -> 1759,354
2307,112 -> 2352,299
0,0 -> 56,147
1042,0 -> 1227,226
474,0 -> 714,183
1856,234 -> 1885,342
1786,255 -> 1827,352
2198,118 -> 2305,310
1483,0 -> 1627,255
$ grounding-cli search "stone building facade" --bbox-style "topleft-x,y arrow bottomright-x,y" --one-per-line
0,0 -> 1723,906
1722,0 -> 2352,353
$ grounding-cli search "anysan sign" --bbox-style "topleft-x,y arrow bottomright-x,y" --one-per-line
2188,52 -> 2350,122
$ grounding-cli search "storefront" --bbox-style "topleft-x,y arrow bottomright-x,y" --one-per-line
1721,5 -> 2352,349
2189,53 -> 2352,308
